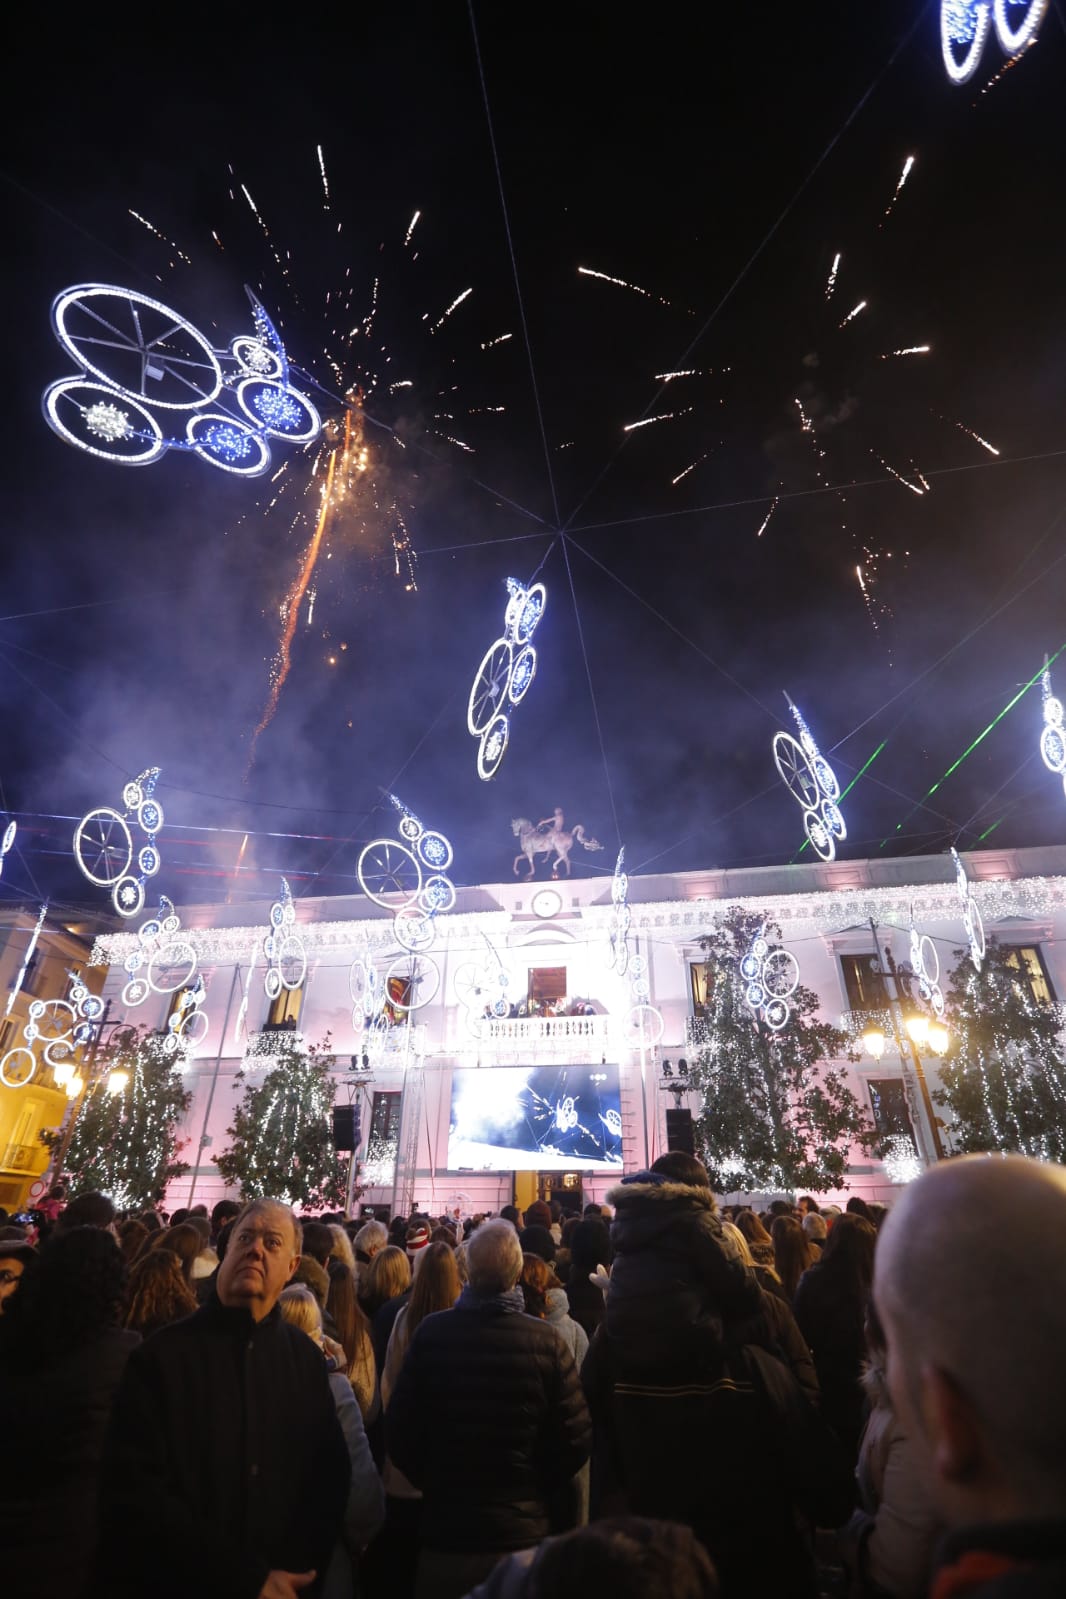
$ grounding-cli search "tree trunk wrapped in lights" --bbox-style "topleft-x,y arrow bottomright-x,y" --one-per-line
41,1028 -> 191,1209
216,1033 -> 345,1208
935,940 -> 1066,1160
688,909 -> 875,1193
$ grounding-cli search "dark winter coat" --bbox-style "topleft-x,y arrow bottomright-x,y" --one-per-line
0,1326 -> 140,1599
760,1286 -> 819,1407
95,1294 -> 350,1599
931,1521 -> 1066,1598
386,1286 -> 592,1555
585,1173 -> 852,1598
793,1259 -> 869,1461
605,1174 -> 768,1363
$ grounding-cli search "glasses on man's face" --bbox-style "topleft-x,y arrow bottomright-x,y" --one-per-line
0,1269 -> 23,1285
234,1229 -> 287,1255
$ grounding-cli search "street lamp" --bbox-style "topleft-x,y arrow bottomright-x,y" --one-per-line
106,1067 -> 130,1095
861,1026 -> 886,1060
859,919 -> 948,1162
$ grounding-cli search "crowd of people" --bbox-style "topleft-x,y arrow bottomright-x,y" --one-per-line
0,1152 -> 1063,1599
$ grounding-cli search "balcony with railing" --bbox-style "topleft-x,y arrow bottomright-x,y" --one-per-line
1,1142 -> 38,1172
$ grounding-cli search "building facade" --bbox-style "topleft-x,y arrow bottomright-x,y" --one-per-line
82,843 -> 1066,1217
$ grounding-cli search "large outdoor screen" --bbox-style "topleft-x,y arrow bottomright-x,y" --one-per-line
447,1064 -> 624,1172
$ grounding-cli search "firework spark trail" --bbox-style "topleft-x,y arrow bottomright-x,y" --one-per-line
128,210 -> 192,266
755,497 -> 780,538
481,333 -> 513,349
839,299 -> 867,328
825,252 -> 841,299
880,345 -> 930,358
404,210 -> 421,247
672,454 -> 706,486
947,416 -> 1000,456
881,154 -> 915,223
871,450 -> 926,496
578,265 -> 694,315
428,287 -> 473,333
317,145 -> 331,207
622,409 -> 693,433
249,448 -> 338,767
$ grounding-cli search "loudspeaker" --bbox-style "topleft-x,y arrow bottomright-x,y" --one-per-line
332,1104 -> 360,1151
665,1107 -> 695,1155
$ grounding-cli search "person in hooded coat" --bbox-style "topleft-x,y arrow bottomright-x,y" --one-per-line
582,1152 -> 852,1599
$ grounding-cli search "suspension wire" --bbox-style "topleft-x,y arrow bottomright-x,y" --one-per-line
561,537 -> 621,848
565,444 -> 1066,540
567,535 -> 779,722
468,0 -> 561,529
558,7 -> 928,533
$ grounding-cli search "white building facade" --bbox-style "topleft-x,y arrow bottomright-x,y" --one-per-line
87,844 -> 1066,1217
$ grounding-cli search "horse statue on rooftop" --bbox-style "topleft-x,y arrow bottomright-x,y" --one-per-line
512,810 -> 603,879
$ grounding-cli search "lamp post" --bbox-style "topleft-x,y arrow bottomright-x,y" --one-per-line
860,919 -> 946,1163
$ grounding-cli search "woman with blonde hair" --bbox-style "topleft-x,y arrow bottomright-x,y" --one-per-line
328,1223 -> 357,1273
278,1285 -> 383,1592
124,1251 -> 197,1338
361,1244 -> 410,1319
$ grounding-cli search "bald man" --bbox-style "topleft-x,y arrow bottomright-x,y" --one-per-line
874,1155 -> 1066,1598
98,1200 -> 351,1599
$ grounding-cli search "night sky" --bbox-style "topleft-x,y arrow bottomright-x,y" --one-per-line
2,3 -> 1066,920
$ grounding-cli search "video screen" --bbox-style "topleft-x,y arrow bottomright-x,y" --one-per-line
447,1064 -> 624,1172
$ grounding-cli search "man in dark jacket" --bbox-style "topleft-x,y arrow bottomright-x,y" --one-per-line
387,1217 -> 592,1599
583,1152 -> 851,1599
876,1155 -> 1066,1599
97,1199 -> 350,1599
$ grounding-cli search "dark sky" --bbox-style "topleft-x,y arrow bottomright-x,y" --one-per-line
2,2 -> 1066,920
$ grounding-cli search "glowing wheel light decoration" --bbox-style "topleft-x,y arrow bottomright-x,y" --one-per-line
1,965 -> 114,1085
605,848 -> 632,974
940,0 -> 1047,83
467,577 -> 547,780
43,283 -> 322,475
1039,663 -> 1066,794
384,953 -> 441,1011
453,935 -> 511,1040
740,926 -> 801,1031
118,896 -> 209,1050
773,698 -> 846,861
74,768 -> 163,916
951,847 -> 985,972
910,916 -> 945,1016
257,879 -> 306,999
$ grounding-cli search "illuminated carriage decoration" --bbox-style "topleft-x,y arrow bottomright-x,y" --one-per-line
467,577 -> 547,781
951,847 -> 985,973
74,767 -> 164,919
0,969 -> 107,1088
42,283 -> 321,477
940,1 -> 1047,85
772,698 -> 846,862
352,796 -> 454,1036
739,926 -> 801,1032
1039,663 -> 1066,796
119,896 -> 209,1055
603,847 -> 664,1051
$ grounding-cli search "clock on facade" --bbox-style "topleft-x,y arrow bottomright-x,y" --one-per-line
531,888 -> 563,919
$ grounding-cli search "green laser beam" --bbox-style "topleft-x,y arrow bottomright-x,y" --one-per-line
791,740 -> 886,861
977,817 -> 1004,842
879,642 -> 1066,848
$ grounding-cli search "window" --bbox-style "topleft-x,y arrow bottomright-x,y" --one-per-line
527,966 -> 567,1016
1003,946 -> 1054,1006
840,953 -> 888,1013
690,963 -> 714,1013
0,1017 -> 16,1056
266,984 -> 302,1030
363,1090 -> 402,1188
868,1078 -> 915,1145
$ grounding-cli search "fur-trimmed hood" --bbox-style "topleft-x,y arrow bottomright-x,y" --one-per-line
607,1176 -> 717,1213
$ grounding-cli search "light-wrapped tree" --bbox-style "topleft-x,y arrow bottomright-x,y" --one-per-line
688,908 -> 875,1192
216,1033 -> 345,1208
